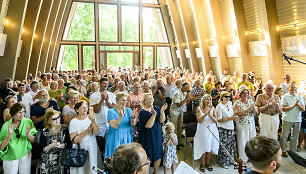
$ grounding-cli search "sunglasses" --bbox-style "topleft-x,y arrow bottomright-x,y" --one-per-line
15,129 -> 20,138
224,96 -> 231,98
139,157 -> 151,169
52,116 -> 61,121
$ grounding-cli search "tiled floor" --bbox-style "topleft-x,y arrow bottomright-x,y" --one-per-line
150,142 -> 306,174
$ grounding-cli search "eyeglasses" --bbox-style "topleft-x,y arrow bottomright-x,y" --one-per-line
139,157 -> 151,169
15,129 -> 20,138
224,96 -> 231,98
52,116 -> 61,121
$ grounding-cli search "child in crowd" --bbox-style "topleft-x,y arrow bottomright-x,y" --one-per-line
163,122 -> 178,174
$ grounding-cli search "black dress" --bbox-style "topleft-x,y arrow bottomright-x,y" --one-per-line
40,125 -> 72,174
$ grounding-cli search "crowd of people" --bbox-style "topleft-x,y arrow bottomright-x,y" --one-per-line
0,66 -> 305,174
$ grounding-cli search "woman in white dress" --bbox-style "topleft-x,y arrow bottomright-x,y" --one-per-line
216,91 -> 239,169
194,94 -> 219,172
69,100 -> 101,174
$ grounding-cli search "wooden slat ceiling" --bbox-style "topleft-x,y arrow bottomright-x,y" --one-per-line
275,0 -> 306,37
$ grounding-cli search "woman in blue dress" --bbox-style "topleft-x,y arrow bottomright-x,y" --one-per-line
138,93 -> 167,174
104,92 -> 137,158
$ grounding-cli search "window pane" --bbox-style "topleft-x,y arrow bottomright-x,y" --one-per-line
143,8 -> 168,43
122,6 -> 139,42
121,46 -> 135,51
157,47 -> 173,68
66,2 -> 95,41
99,4 -> 118,42
143,0 -> 158,4
121,0 -> 139,2
60,45 -> 78,71
105,46 -> 120,51
107,53 -> 132,68
83,46 -> 95,70
143,47 -> 153,69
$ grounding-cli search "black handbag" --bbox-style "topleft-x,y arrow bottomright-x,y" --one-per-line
61,143 -> 89,167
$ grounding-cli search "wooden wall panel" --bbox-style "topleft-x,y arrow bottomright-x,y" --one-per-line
51,0 -> 73,68
28,0 -> 54,76
45,0 -> 68,72
37,0 -> 61,73
15,0 -> 43,81
0,0 -> 28,82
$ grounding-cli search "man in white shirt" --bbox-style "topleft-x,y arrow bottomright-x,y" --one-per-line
16,83 -> 33,118
90,77 -> 116,154
163,75 -> 176,117
280,82 -> 305,157
114,81 -> 129,94
280,75 -> 291,95
170,79 -> 182,99
28,81 -> 40,101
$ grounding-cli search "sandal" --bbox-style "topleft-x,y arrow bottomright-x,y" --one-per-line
206,164 -> 213,171
200,164 -> 205,172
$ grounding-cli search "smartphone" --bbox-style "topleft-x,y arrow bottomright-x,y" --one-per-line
89,106 -> 94,115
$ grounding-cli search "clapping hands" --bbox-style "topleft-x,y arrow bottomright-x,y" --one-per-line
161,103 -> 168,112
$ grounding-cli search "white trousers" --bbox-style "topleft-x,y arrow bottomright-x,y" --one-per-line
259,113 -> 279,140
236,123 -> 256,162
3,151 -> 32,174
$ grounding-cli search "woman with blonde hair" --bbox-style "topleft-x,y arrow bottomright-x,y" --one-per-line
234,85 -> 258,163
194,94 -> 219,172
138,93 -> 167,174
104,92 -> 138,158
40,109 -> 71,174
62,90 -> 79,125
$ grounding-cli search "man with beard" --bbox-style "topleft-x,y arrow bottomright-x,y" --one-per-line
245,136 -> 282,174
30,89 -> 60,129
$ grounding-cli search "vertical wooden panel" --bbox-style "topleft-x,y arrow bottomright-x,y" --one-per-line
28,0 -> 54,76
210,0 -> 229,77
233,0 -> 252,74
166,0 -> 189,69
45,0 -> 68,72
37,0 -> 61,72
15,0 -> 43,81
0,0 -> 28,82
190,0 -> 212,74
51,0 -> 73,69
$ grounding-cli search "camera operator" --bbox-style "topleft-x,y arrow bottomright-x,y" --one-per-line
152,79 -> 166,108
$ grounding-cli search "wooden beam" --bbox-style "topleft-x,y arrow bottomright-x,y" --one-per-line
0,0 -> 28,82
177,0 -> 199,72
15,0 -> 43,81
51,0 -> 73,69
45,0 -> 68,72
264,0 -> 283,85
38,0 -> 61,73
166,0 -> 189,69
232,0 -> 252,74
28,0 -> 54,76
210,0 -> 229,77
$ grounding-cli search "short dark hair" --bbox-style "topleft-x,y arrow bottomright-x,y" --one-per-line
111,142 -> 143,174
74,100 -> 87,113
245,136 -> 280,170
30,81 -> 39,87
67,85 -> 77,91
10,103 -> 25,117
100,77 -> 109,83
215,81 -> 222,86
5,78 -> 12,82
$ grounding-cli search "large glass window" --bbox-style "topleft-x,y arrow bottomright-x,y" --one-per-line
65,2 -> 95,41
143,0 -> 159,4
99,4 -> 118,42
59,45 -> 78,70
157,47 -> 173,68
143,8 -> 168,43
122,6 -> 139,42
143,47 -> 153,69
83,46 -> 95,70
107,53 -> 132,68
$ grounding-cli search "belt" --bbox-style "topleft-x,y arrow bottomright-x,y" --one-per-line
261,113 -> 278,116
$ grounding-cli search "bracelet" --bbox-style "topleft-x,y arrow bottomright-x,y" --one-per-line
225,117 -> 227,122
